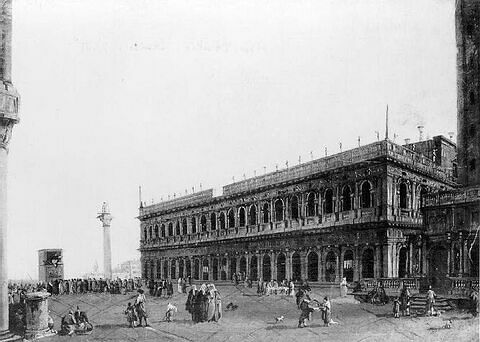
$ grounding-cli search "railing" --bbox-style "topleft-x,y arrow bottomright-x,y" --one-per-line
223,140 -> 453,196
139,189 -> 214,216
449,277 -> 479,294
363,278 -> 421,290
424,185 -> 480,207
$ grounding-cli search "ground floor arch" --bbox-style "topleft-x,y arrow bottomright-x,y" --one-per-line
230,257 -> 237,279
263,255 -> 271,281
250,255 -> 258,280
194,259 -> 200,280
398,247 -> 408,278
292,252 -> 301,281
213,258 -> 219,281
202,259 -> 209,281
307,251 -> 319,281
325,251 -> 337,282
362,248 -> 374,278
240,256 -> 247,276
343,250 -> 354,282
428,245 -> 448,288
179,259 -> 184,279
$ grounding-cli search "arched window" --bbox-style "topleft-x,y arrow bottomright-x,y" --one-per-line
228,209 -> 235,228
400,183 -> 408,209
290,195 -> 299,220
274,199 -> 284,222
161,224 -> 165,238
148,226 -> 152,239
210,213 -> 217,230
361,182 -> 372,208
249,205 -> 257,225
219,212 -> 226,229
419,186 -> 427,208
342,186 -> 352,211
143,227 -> 147,240
200,215 -> 207,232
262,203 -> 270,223
325,189 -> 333,214
175,221 -> 180,235
306,192 -> 316,216
238,207 -> 246,227
191,217 -> 197,234
168,222 -> 173,236
182,218 -> 188,235
154,225 -> 159,238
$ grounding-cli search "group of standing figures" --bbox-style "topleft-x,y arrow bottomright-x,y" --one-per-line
185,284 -> 222,323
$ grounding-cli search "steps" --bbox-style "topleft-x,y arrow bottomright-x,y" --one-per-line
410,295 -> 454,314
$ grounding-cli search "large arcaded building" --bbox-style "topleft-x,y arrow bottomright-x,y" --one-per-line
138,0 -> 479,291
138,138 -> 457,285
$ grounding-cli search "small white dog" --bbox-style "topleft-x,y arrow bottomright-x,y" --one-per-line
274,316 -> 284,323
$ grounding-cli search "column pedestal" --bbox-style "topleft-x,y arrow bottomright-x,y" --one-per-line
24,292 -> 55,341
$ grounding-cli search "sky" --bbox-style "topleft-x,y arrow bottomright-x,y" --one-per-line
8,0 -> 457,280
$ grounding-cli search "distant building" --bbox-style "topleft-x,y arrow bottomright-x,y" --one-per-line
112,259 -> 141,279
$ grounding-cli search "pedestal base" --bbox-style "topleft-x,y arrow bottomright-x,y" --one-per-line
24,328 -> 56,341
0,330 -> 22,341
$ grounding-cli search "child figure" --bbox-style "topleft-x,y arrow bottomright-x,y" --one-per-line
165,303 -> 178,322
393,298 -> 400,318
125,302 -> 137,328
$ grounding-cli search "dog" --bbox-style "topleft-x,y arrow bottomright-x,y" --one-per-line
164,303 -> 177,322
444,320 -> 452,329
274,316 -> 284,323
226,303 -> 238,311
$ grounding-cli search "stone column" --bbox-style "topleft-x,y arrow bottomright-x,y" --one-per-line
257,253 -> 263,280
0,1 -> 20,338
270,252 -> 276,280
285,251 -> 292,280
24,292 -> 54,340
97,203 -> 113,279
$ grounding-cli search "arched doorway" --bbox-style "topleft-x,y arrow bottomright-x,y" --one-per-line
263,255 -> 271,281
194,259 -> 200,280
250,256 -> 258,280
221,258 -> 227,280
325,251 -> 337,282
202,259 -> 209,281
307,252 -> 318,281
292,252 -> 302,281
398,247 -> 408,278
343,250 -> 354,282
362,249 -> 374,278
163,261 -> 168,280
185,259 -> 191,278
178,259 -> 184,279
428,245 -> 448,288
240,256 -> 247,276
230,257 -> 237,279
276,253 -> 286,281
170,261 -> 177,280
212,258 -> 219,281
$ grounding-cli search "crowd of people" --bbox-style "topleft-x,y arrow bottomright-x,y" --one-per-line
257,278 -> 297,296
146,277 -> 191,297
185,283 -> 222,323
8,277 -> 144,301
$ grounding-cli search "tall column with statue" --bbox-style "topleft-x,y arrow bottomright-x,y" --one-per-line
0,0 -> 20,340
97,202 -> 113,280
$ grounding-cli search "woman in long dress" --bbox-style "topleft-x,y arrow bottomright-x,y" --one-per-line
206,284 -> 222,322
185,285 -> 197,321
135,289 -> 149,327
